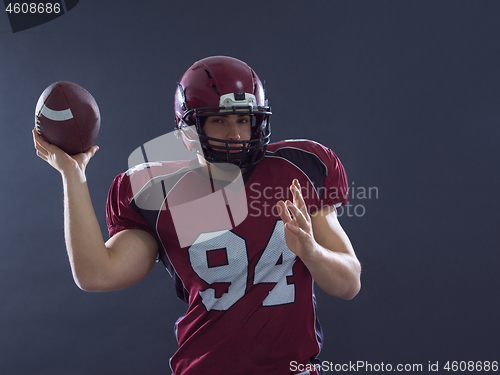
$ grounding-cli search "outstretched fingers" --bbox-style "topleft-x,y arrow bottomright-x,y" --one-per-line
276,200 -> 292,224
284,199 -> 310,235
291,179 -> 310,223
275,179 -> 312,236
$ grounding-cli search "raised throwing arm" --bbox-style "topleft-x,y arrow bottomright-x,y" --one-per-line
33,129 -> 158,292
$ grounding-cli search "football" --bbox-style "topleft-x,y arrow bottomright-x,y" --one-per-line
35,81 -> 100,155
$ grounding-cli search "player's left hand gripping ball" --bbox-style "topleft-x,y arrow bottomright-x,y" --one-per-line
35,81 -> 100,155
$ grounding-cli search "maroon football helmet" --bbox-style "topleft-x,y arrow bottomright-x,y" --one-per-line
174,56 -> 272,168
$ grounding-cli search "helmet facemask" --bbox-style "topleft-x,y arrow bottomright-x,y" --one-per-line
180,92 -> 271,169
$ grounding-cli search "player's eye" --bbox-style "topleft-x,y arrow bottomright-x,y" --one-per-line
209,117 -> 224,124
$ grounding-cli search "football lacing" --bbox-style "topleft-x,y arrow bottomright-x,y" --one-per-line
34,115 -> 41,135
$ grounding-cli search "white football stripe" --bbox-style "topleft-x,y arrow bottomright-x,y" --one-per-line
41,105 -> 74,121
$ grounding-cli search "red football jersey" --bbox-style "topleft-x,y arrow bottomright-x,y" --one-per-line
106,140 -> 348,375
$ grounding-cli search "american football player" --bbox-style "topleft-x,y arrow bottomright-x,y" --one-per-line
33,56 -> 361,375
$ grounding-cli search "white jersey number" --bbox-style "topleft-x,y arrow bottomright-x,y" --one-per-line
188,221 -> 296,311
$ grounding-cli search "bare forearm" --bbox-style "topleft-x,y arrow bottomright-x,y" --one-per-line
301,244 -> 361,299
62,169 -> 109,290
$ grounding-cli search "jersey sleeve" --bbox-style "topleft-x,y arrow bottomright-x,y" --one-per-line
319,145 -> 348,209
266,139 -> 349,212
106,173 -> 156,238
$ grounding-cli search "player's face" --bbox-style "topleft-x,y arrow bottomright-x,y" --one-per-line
203,114 -> 252,152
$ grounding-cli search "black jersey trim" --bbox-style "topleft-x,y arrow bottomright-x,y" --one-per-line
264,146 -> 328,200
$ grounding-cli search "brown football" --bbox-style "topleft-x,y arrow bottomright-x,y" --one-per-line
35,81 -> 100,155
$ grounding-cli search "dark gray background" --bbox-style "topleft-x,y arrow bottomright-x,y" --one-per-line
1,1 -> 499,374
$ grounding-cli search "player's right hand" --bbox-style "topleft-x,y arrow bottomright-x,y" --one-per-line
32,128 -> 99,178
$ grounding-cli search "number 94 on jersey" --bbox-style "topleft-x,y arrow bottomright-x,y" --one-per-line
188,221 -> 296,311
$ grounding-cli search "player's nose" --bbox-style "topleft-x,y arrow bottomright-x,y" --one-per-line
226,121 -> 241,141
